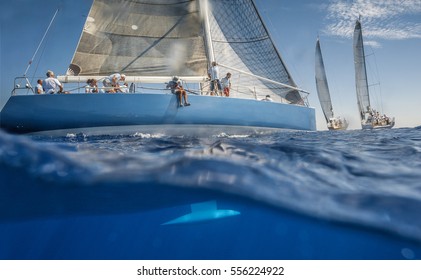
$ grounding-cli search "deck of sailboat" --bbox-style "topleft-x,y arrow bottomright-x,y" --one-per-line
362,122 -> 395,130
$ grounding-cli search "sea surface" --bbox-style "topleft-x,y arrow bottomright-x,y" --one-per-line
1,127 -> 421,260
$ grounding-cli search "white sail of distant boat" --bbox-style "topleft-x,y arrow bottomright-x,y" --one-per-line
353,18 -> 395,129
315,38 -> 348,130
1,0 -> 316,134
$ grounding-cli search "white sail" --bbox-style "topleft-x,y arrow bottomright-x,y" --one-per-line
67,0 -> 208,77
353,19 -> 394,129
205,0 -> 303,104
66,0 -> 305,104
315,38 -> 349,131
315,38 -> 334,122
353,19 -> 371,120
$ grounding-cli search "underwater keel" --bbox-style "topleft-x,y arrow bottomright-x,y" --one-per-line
161,200 -> 241,225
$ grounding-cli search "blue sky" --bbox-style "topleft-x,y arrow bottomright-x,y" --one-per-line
1,0 -> 420,130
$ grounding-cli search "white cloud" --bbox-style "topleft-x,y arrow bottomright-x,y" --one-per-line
364,40 -> 381,48
324,0 -> 421,45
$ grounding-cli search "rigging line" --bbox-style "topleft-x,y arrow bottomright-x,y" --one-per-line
121,14 -> 187,72
371,47 -> 384,113
219,63 -> 310,94
30,42 -> 48,85
212,36 -> 269,44
30,16 -> 57,87
366,44 -> 384,113
258,3 -> 302,85
24,8 -> 60,76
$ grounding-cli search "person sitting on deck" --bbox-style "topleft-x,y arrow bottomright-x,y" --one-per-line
85,78 -> 99,93
261,95 -> 273,102
102,73 -> 126,93
43,70 -> 63,94
35,79 -> 44,94
166,76 -> 190,107
121,82 -> 129,93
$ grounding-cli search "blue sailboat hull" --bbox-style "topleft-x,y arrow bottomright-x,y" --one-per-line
0,94 -> 316,134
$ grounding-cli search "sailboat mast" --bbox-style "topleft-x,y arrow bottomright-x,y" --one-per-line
315,38 -> 334,122
198,0 -> 215,64
359,19 -> 370,109
353,18 -> 371,119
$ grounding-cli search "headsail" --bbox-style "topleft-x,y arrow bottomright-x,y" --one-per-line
315,38 -> 334,122
353,19 -> 371,120
66,0 -> 304,104
205,0 -> 303,104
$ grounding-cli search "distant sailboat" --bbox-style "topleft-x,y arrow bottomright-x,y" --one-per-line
353,19 -> 395,129
315,38 -> 348,130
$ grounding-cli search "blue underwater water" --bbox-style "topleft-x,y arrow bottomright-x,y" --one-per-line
1,127 -> 421,260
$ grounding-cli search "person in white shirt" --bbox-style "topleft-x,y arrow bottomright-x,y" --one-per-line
85,78 -> 100,93
102,73 -> 126,93
42,70 -> 63,94
121,82 -> 129,93
166,76 -> 190,107
207,61 -> 222,96
35,79 -> 44,94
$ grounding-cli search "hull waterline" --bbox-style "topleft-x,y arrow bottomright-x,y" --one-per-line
1,94 -> 316,134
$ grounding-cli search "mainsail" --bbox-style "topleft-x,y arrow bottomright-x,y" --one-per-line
67,0 -> 208,77
353,19 -> 371,120
315,38 -> 334,122
66,0 -> 304,104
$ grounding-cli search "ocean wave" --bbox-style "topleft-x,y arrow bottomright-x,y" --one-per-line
1,128 -> 421,243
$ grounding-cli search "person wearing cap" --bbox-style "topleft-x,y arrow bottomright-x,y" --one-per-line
42,70 -> 63,94
166,76 -> 191,107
